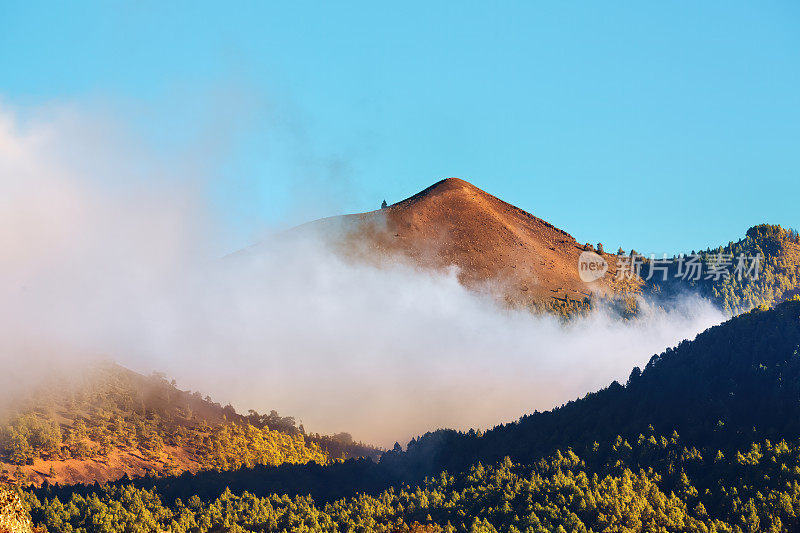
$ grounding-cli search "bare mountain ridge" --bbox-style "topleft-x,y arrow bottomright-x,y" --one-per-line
300,177 -> 631,307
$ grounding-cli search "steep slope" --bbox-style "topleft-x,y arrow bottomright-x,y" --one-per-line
301,178 -> 636,310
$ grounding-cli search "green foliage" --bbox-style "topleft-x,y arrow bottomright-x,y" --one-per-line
0,415 -> 60,465
18,299 -> 800,532
645,224 -> 800,314
0,365 -> 376,480
0,484 -> 34,532
24,431 -> 800,532
530,294 -> 593,320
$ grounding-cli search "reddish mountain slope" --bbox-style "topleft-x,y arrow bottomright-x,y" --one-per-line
305,178 -> 633,307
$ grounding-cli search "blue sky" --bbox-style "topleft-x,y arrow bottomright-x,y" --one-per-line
1,1 -> 798,254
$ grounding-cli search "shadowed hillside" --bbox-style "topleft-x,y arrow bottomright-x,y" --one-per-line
381,297 -> 800,478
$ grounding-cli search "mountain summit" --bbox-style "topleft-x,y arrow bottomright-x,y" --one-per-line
305,177 -> 626,308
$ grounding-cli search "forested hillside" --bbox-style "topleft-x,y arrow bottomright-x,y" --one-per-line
11,298 -> 800,531
525,223 -> 800,319
22,431 -> 800,532
641,224 -> 800,314
4,241 -> 800,528
0,365 -> 378,486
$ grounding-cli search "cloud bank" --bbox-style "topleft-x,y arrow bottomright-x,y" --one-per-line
0,105 -> 726,447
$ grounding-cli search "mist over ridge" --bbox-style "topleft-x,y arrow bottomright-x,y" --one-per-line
0,104 -> 727,447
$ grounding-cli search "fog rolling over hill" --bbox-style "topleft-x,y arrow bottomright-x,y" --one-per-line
3,110 -> 800,531
0,109 -> 731,449
221,233 -> 725,446
282,177 -> 637,308
23,299 -> 800,533
289,177 -> 800,317
381,297 -> 800,478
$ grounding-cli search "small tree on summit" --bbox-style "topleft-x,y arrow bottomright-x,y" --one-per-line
381,200 -> 388,209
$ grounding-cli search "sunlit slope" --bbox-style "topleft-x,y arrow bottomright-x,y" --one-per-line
296,177 -> 633,310
287,179 -> 800,316
0,363 -> 378,486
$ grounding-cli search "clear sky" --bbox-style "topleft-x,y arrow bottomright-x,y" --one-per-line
1,1 -> 798,254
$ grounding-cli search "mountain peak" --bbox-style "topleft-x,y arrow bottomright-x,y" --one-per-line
386,177 -> 485,209
419,177 -> 479,194
305,178 -> 630,308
